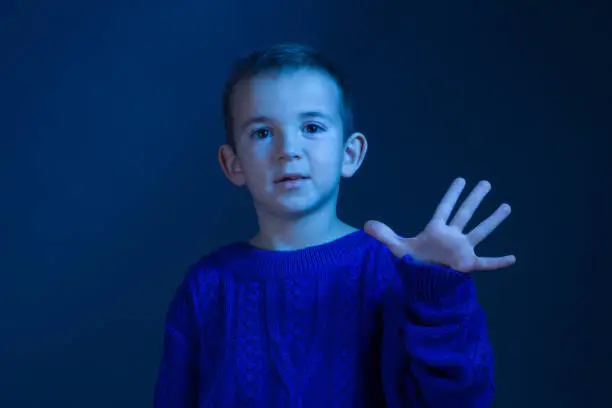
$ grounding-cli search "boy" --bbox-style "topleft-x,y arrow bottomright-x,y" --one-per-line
154,43 -> 515,407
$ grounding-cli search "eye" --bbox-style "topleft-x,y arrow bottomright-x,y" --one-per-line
251,127 -> 271,140
302,123 -> 325,134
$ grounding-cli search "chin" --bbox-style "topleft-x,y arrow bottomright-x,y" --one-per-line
273,200 -> 321,217
253,184 -> 339,218
263,194 -> 330,218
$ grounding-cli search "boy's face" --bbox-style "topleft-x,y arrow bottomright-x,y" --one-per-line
219,69 -> 366,217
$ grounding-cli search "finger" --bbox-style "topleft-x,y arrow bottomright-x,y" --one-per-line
364,220 -> 402,250
432,178 -> 466,223
450,180 -> 491,231
467,203 -> 512,246
473,255 -> 516,271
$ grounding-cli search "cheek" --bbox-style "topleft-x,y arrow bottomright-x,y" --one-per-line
239,143 -> 271,170
309,146 -> 344,186
238,155 -> 269,187
244,163 -> 268,185
312,138 -> 344,167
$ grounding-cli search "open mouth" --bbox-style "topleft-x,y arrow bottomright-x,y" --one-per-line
275,175 -> 310,183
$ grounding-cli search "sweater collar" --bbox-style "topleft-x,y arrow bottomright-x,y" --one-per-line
215,229 -> 376,279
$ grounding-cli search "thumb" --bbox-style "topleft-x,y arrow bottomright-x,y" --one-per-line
364,220 -> 405,256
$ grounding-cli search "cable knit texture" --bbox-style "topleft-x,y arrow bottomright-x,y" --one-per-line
154,230 -> 495,407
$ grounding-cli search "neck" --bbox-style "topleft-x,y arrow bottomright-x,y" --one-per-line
250,200 -> 356,251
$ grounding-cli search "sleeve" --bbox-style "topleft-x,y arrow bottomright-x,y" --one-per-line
154,273 -> 200,408
381,255 -> 495,408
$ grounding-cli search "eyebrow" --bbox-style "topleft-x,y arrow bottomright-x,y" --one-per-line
238,116 -> 270,133
299,111 -> 333,121
238,111 -> 333,133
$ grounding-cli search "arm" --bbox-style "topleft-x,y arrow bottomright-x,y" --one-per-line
154,275 -> 199,408
366,178 -> 514,407
382,255 -> 494,408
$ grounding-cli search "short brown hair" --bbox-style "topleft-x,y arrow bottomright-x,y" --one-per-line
222,43 -> 354,150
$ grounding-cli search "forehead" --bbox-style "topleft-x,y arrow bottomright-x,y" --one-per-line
231,69 -> 342,122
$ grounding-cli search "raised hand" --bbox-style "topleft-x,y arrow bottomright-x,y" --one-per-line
364,178 -> 515,273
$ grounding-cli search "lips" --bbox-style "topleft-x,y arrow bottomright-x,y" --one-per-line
275,173 -> 310,183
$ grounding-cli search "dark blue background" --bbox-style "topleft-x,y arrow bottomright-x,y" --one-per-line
1,1 -> 610,406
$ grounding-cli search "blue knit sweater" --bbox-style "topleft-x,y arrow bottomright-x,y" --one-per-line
154,229 -> 495,407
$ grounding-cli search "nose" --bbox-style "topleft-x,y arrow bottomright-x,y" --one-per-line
275,130 -> 302,161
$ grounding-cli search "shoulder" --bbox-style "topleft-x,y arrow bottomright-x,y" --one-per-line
179,243 -> 241,300
167,244 -> 239,316
163,247 -> 235,340
354,232 -> 401,296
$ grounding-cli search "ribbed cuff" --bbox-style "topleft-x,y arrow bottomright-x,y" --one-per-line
396,255 -> 474,303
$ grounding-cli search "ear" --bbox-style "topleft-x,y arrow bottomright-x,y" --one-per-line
218,144 -> 247,186
341,132 -> 368,178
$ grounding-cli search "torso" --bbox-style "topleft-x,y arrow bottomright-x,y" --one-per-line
191,233 -> 395,407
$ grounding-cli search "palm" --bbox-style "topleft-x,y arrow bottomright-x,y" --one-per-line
410,220 -> 478,271
365,178 -> 516,273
